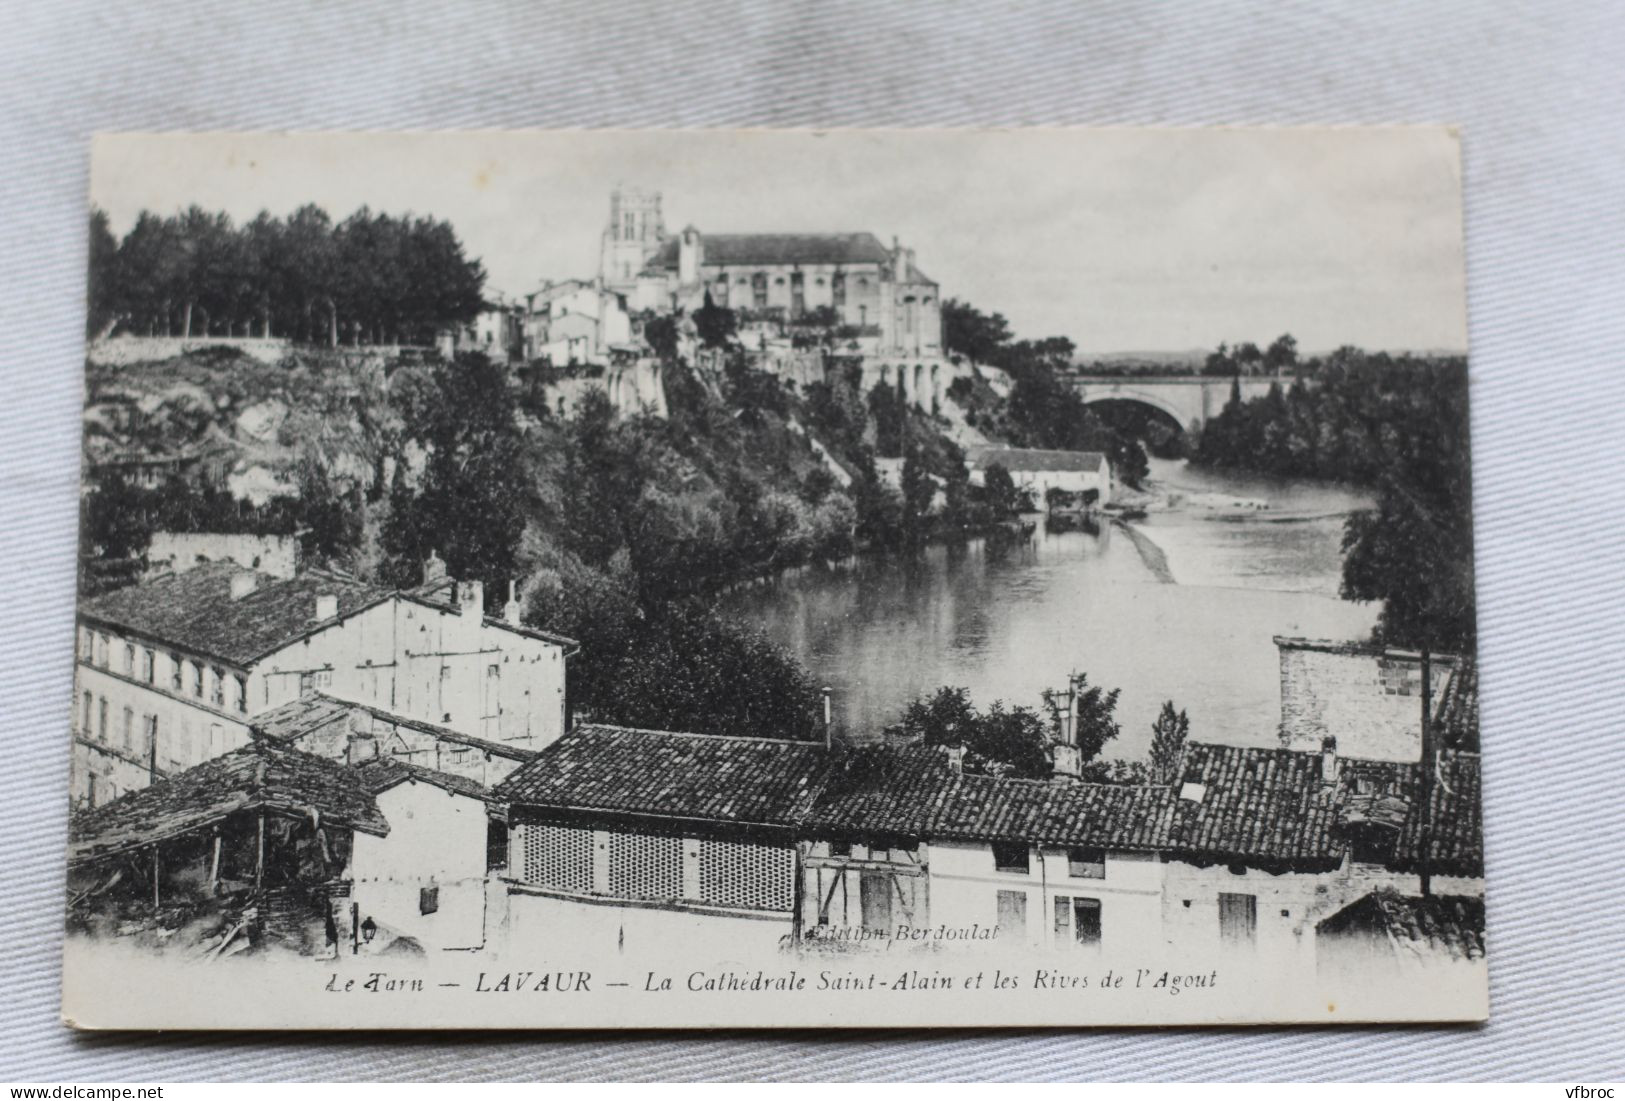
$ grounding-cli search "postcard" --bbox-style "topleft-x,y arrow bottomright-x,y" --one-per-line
63,128 -> 1483,1029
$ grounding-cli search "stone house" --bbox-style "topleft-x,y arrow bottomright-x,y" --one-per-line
966,447 -> 1114,508
71,559 -> 575,807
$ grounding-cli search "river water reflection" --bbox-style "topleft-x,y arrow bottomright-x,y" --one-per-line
719,459 -> 1379,756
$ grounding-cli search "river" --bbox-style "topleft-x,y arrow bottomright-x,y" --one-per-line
719,457 -> 1379,757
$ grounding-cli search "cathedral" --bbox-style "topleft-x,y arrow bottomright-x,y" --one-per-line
599,187 -> 943,358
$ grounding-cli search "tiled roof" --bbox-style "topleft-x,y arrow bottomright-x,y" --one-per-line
251,693 -> 355,744
79,562 -> 391,666
808,748 -> 1174,849
644,232 -> 894,272
68,742 -> 388,864
352,756 -> 491,803
493,724 -> 827,828
496,729 -> 1482,875
1317,889 -> 1486,960
253,693 -> 539,762
968,447 -> 1108,474
1434,657 -> 1480,750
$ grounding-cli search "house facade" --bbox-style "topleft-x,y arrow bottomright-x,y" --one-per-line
71,560 -> 575,807
967,447 -> 1113,508
489,723 -> 1483,967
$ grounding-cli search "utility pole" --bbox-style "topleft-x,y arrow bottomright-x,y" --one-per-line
1418,649 -> 1434,897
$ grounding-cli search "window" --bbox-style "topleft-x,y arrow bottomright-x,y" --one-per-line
829,840 -> 852,858
78,628 -> 91,660
486,818 -> 509,872
144,714 -> 159,761
95,633 -> 109,667
1218,892 -> 1257,945
190,662 -> 203,699
141,648 -> 155,683
170,653 -> 183,691
860,871 -> 892,931
992,842 -> 1030,874
210,668 -> 225,708
1055,896 -> 1102,946
1068,847 -> 1106,879
234,675 -> 248,714
419,885 -> 439,915
123,643 -> 135,675
122,707 -> 135,752
81,692 -> 92,732
996,889 -> 1028,937
97,697 -> 107,741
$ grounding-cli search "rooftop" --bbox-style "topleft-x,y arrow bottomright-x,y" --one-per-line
1317,888 -> 1486,960
967,447 -> 1108,474
253,692 -> 540,763
493,724 -> 828,828
352,755 -> 492,803
496,727 -> 1482,875
645,232 -> 895,272
79,562 -> 390,667
68,741 -> 388,865
79,563 -> 577,666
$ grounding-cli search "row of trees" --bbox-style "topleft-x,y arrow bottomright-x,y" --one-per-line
1199,334 -> 1299,376
1192,348 -> 1476,652
87,205 -> 486,345
882,681 -> 1191,783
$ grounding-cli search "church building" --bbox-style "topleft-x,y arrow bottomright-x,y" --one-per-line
600,187 -> 942,359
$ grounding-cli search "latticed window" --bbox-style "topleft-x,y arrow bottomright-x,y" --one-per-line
517,823 -> 593,892
698,838 -> 794,912
608,831 -> 683,901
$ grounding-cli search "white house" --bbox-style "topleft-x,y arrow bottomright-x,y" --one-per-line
489,723 -> 1482,969
349,755 -> 498,952
967,447 -> 1113,508
71,558 -> 576,807
525,280 -> 633,367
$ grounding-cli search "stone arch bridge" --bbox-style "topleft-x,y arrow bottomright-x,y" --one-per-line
1070,374 -> 1290,433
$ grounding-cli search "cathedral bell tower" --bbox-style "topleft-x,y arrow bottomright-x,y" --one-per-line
600,186 -> 665,294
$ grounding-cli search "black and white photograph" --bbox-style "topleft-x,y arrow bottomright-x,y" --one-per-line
60,127 -> 1483,1029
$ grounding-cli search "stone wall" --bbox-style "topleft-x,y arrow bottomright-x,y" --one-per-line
88,336 -> 290,366
147,532 -> 300,579
1276,638 -> 1455,761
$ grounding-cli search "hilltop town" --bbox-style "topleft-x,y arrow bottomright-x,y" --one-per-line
68,187 -> 1483,982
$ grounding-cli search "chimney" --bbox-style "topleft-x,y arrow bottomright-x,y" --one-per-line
423,550 -> 447,584
821,686 -> 833,749
314,593 -> 339,621
457,579 -> 484,619
1320,736 -> 1339,784
1051,742 -> 1081,779
504,580 -> 523,626
942,745 -> 965,774
346,729 -> 378,767
229,572 -> 259,601
893,237 -> 907,281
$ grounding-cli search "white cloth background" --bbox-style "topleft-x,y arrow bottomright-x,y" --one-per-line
2,0 -> 1622,1081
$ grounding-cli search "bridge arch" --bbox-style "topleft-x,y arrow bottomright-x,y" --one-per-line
1080,391 -> 1191,432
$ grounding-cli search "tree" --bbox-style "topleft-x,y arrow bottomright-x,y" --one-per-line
87,209 -> 120,338
885,687 -> 1051,778
693,291 -> 738,349
982,462 -> 1019,518
597,602 -> 821,740
941,298 -> 1013,363
643,314 -> 679,361
1148,701 -> 1190,783
381,353 -> 527,599
898,443 -> 934,544
1264,332 -> 1299,374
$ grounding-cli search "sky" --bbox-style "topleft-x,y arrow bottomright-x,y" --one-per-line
91,129 -> 1467,356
